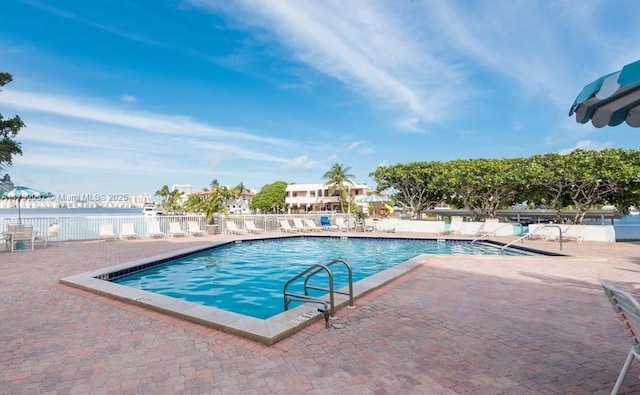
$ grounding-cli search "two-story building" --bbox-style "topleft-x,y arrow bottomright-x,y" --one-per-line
285,183 -> 369,214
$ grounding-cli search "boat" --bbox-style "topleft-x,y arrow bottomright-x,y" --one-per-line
630,206 -> 640,216
142,203 -> 162,216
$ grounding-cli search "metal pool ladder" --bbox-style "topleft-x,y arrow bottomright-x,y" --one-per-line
283,258 -> 354,320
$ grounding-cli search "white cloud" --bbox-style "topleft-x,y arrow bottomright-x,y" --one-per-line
191,0 -> 470,127
0,89 -> 295,146
121,94 -> 136,103
558,140 -> 613,155
282,155 -> 316,170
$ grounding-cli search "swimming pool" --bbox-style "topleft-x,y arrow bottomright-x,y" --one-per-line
111,237 -> 528,319
61,235 -> 550,344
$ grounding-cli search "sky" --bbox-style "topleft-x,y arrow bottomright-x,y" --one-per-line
1,0 -> 639,197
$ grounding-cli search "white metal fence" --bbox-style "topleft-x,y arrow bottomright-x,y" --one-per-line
0,213 -> 354,241
0,215 -> 208,241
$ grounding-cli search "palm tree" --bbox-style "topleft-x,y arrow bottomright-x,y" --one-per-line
322,163 -> 355,212
154,185 -> 170,208
233,182 -> 248,198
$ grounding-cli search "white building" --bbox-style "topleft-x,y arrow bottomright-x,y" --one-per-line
285,183 -> 369,214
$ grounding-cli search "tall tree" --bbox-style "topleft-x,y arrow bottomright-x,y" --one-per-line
322,163 -> 355,212
0,72 -> 24,168
154,185 -> 170,204
249,181 -> 287,213
371,161 -> 446,219
233,182 -> 248,197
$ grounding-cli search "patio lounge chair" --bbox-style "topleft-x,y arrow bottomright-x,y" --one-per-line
292,218 -> 310,232
563,225 -> 585,243
364,218 -> 376,232
225,221 -> 247,234
304,219 -> 322,232
319,216 -> 338,231
147,221 -> 165,238
245,220 -> 265,234
187,221 -> 206,236
375,219 -> 397,233
119,223 -> 139,240
601,281 -> 640,394
280,220 -> 300,233
335,218 -> 348,232
98,224 -> 118,241
169,222 -> 187,237
475,218 -> 501,237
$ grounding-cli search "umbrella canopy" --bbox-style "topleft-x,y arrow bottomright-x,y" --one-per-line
356,194 -> 389,204
0,185 -> 54,223
569,59 -> 640,128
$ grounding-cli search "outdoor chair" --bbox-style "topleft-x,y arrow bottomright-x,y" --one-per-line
304,219 -> 322,232
364,218 -> 376,232
601,281 -> 640,394
244,220 -> 265,234
335,218 -> 349,232
279,220 -> 300,233
475,218 -> 501,237
187,221 -> 206,236
6,224 -> 35,252
225,221 -> 247,235
147,221 -> 165,238
319,216 -> 338,231
98,224 -> 118,241
292,218 -> 310,232
169,222 -> 187,237
34,223 -> 60,248
119,223 -> 139,240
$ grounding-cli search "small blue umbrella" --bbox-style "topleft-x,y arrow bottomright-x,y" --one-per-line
0,185 -> 53,223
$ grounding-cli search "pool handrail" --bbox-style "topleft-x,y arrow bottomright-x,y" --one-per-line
284,263 -> 335,318
501,224 -> 563,252
303,258 -> 354,309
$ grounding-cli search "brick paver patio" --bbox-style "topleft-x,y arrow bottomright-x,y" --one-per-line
1,233 -> 639,394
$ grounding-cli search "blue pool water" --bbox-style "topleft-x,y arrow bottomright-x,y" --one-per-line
114,237 -> 528,319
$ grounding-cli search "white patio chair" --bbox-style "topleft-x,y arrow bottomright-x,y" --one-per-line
225,221 -> 247,234
601,281 -> 640,394
34,223 -> 60,248
279,220 -> 300,233
7,224 -> 35,251
244,220 -> 265,234
304,219 -> 322,232
474,218 -> 501,236
169,222 -> 187,237
364,218 -> 376,232
119,223 -> 139,240
292,218 -> 310,232
187,221 -> 206,236
147,221 -> 165,238
563,225 -> 585,243
98,224 -> 118,241
334,218 -> 348,232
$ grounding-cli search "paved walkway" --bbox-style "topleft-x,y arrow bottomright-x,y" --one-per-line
1,233 -> 639,394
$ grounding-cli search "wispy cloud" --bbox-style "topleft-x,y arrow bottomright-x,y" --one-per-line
190,0 -> 470,131
22,0 -> 160,46
282,155 -> 317,170
120,94 -> 136,103
1,89 -> 295,146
